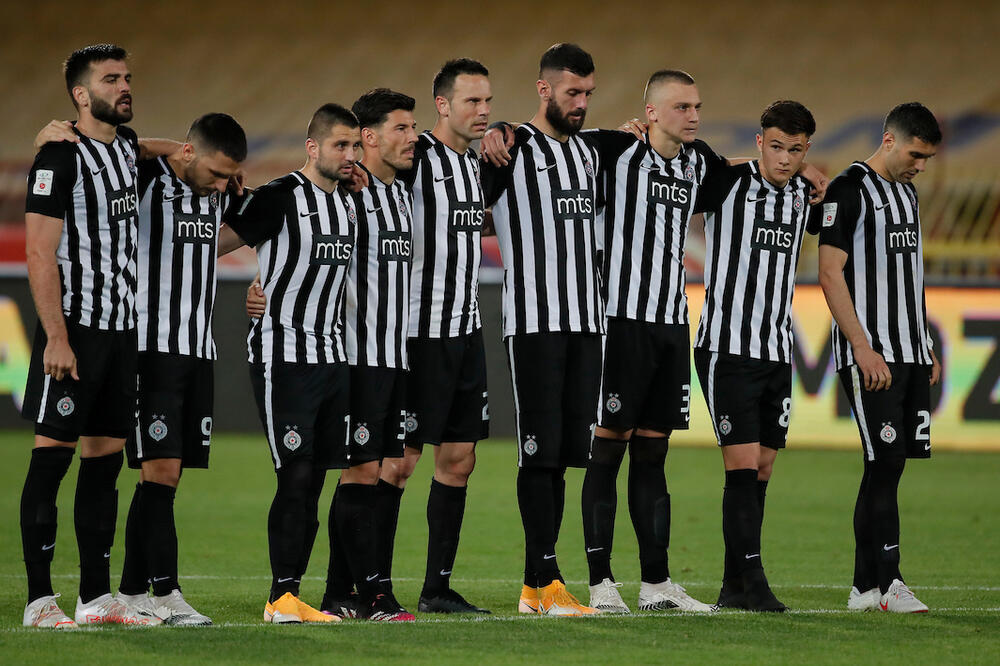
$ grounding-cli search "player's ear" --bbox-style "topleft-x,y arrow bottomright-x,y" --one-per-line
645,103 -> 657,124
361,127 -> 377,148
536,79 -> 549,99
72,85 -> 89,109
435,95 -> 450,117
305,137 -> 318,160
755,133 -> 763,151
882,131 -> 895,151
181,143 -> 196,163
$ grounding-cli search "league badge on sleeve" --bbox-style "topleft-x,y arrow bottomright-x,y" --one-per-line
33,169 -> 54,196
822,202 -> 838,228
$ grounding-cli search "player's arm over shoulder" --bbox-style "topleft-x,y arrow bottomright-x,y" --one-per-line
580,128 -> 637,165
694,160 -> 749,214
810,170 -> 863,249
481,126 -> 529,207
222,178 -> 291,247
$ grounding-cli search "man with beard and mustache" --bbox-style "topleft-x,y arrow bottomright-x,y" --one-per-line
217,104 -> 361,624
480,43 -> 603,616
20,43 -> 150,629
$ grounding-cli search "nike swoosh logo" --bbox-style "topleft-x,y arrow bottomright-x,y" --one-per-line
439,570 -> 452,576
542,554 -> 556,560
41,543 -> 55,551
91,166 -> 107,176
434,175 -> 454,183
152,576 -> 170,582
162,194 -> 184,202
586,547 -> 603,553
366,207 -> 381,213
924,443 -> 931,451
103,551 -> 111,558
883,544 -> 899,551
276,577 -> 295,583
747,195 -> 769,203
299,211 -> 319,218
366,574 -> 379,582
745,553 -> 760,560
875,202 -> 890,211
880,600 -> 889,611
537,164 -> 556,172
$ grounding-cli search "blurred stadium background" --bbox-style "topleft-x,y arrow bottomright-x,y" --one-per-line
0,0 -> 998,449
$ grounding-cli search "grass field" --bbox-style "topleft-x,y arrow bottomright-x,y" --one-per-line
0,430 -> 998,664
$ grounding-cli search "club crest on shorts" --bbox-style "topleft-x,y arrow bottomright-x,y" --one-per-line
880,423 -> 897,444
718,415 -> 732,436
148,417 -> 168,442
523,435 -> 538,456
353,424 -> 370,446
605,393 -> 622,414
56,395 -> 75,417
283,426 -> 301,451
404,412 -> 418,434
684,164 -> 695,181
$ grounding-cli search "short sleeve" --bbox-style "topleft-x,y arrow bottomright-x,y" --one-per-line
222,181 -> 287,247
814,176 -> 862,251
25,142 -> 77,220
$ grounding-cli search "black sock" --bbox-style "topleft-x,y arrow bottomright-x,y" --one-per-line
324,484 -> 353,602
75,451 -> 122,604
582,437 -> 626,585
517,467 -> 559,588
552,467 -> 566,544
142,481 -> 178,597
268,459 -> 312,602
422,479 -> 467,597
297,466 -> 326,580
867,459 -> 905,594
722,468 -> 762,576
852,465 -> 876,591
757,478 -> 769,549
374,479 -> 403,587
21,446 -> 74,603
119,483 -> 148,595
335,483 -> 381,603
628,435 -> 670,584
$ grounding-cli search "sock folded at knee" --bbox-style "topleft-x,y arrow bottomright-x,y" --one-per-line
423,479 -> 467,597
629,435 -> 670,583
75,451 -> 123,604
21,446 -> 74,603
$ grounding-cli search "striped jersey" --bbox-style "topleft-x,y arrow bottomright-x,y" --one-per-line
586,131 -> 726,324
25,124 -> 139,330
345,167 -> 412,369
225,171 -> 356,365
694,161 -> 813,363
483,123 -> 604,338
403,131 -> 483,339
135,157 -> 227,359
813,161 -> 932,370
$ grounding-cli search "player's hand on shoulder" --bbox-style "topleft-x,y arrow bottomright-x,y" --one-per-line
481,124 -> 514,167
853,343 -> 891,391
43,335 -> 78,382
34,120 -> 77,150
800,162 -> 829,204
246,280 -> 266,318
619,118 -> 648,140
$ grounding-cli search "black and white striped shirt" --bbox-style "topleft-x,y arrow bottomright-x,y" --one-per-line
345,169 -> 411,369
587,132 -> 726,324
695,161 -> 812,363
403,131 -> 483,339
135,157 -> 227,359
25,125 -> 139,331
483,123 -> 604,338
814,161 -> 932,370
225,171 -> 356,365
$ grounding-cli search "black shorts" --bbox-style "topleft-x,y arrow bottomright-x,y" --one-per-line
22,322 -> 137,442
839,363 -> 932,462
506,332 -> 602,469
404,329 -> 489,448
694,349 -> 791,450
598,319 -> 691,433
249,361 -> 350,470
348,365 -> 407,465
125,351 -> 213,470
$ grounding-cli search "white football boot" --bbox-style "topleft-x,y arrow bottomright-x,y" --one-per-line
588,578 -> 630,614
23,594 -> 78,629
75,593 -> 129,625
878,579 -> 929,613
847,586 -> 880,611
638,579 -> 714,612
153,589 -> 213,626
115,592 -> 164,625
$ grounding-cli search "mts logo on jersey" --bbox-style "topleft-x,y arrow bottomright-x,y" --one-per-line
552,188 -> 594,222
174,214 -> 216,243
751,218 -> 794,253
378,230 -> 411,261
311,234 -> 354,265
886,222 -> 919,254
449,202 -> 484,231
107,187 -> 138,223
648,174 -> 692,210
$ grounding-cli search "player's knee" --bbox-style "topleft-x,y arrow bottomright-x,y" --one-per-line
589,437 -> 627,466
594,425 -> 631,441
142,459 -> 182,487
437,449 -> 475,484
629,435 -> 668,466
380,456 -> 414,486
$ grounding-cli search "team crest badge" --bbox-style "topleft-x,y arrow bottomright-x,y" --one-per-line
148,418 -> 168,442
583,158 -> 594,178
605,393 -> 622,414
283,428 -> 301,451
793,193 -> 804,212
906,188 -> 917,209
56,395 -> 75,417
354,424 -> 370,446
718,416 -> 732,436
209,191 -> 220,210
397,195 -> 408,216
347,203 -> 357,223
125,154 -> 136,174
880,423 -> 897,444
523,435 -> 538,456
684,164 -> 695,181
404,412 -> 418,434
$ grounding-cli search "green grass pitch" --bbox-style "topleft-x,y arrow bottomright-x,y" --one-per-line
0,431 -> 998,664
